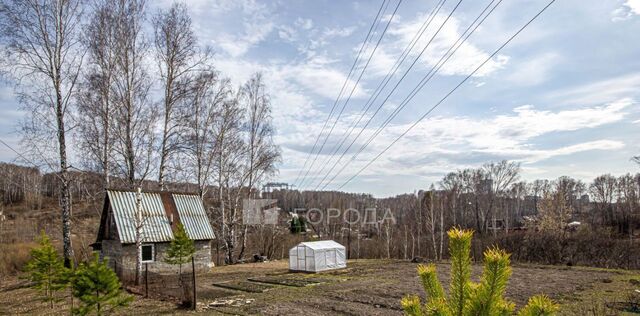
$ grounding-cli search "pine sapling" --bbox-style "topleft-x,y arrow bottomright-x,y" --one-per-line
24,231 -> 69,308
401,228 -> 559,316
165,223 -> 196,302
71,254 -> 132,316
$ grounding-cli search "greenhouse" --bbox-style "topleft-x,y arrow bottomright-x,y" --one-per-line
288,240 -> 347,272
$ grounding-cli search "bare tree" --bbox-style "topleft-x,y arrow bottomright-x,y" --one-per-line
213,93 -> 245,264
236,73 -> 281,261
483,160 -> 520,236
0,0 -> 84,267
240,73 -> 281,197
153,3 -> 209,190
590,174 -> 617,225
110,0 -> 156,189
133,187 -> 146,285
421,189 -> 439,260
76,0 -> 119,188
440,172 -> 461,226
538,179 -> 573,233
182,71 -> 231,198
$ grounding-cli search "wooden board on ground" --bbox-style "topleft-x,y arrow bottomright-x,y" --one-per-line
213,280 -> 276,293
248,276 -> 328,287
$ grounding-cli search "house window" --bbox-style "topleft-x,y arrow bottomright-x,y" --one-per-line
141,244 -> 154,262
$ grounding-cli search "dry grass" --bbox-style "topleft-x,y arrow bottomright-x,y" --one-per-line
2,259 -> 638,315
0,242 -> 37,276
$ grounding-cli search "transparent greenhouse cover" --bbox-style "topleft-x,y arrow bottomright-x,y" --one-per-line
289,240 -> 346,272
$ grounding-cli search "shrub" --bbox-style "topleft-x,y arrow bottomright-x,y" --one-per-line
0,242 -> 36,276
165,223 -> 196,306
400,228 -> 559,316
71,254 -> 132,316
23,231 -> 69,308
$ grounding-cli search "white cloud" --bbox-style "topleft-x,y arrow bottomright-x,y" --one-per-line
216,20 -> 274,57
277,25 -> 297,42
506,53 -> 560,86
389,13 -> 509,77
282,61 -> 368,100
613,0 -> 640,21
323,26 -> 357,38
295,18 -> 314,30
203,0 -> 275,57
478,140 -> 625,164
290,99 -> 633,184
626,0 -> 640,14
547,73 -> 640,106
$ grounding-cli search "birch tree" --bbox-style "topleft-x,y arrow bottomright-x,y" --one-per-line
483,160 -> 520,236
153,3 -> 209,190
110,0 -> 156,189
0,0 -> 84,267
213,94 -> 245,263
236,73 -> 281,261
76,0 -> 119,188
182,71 -> 231,198
133,187 -> 144,285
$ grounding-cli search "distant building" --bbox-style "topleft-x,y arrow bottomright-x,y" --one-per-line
92,189 -> 215,280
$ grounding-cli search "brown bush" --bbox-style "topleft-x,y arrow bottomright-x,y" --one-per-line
0,242 -> 37,276
481,229 -> 640,269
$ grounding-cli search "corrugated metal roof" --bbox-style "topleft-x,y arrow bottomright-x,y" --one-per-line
172,194 -> 216,240
107,190 -> 174,244
297,240 -> 345,250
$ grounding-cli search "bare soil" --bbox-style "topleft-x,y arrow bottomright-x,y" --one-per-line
1,259 -> 638,315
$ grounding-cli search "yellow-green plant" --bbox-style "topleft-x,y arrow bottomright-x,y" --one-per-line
24,231 -> 69,308
401,228 -> 559,316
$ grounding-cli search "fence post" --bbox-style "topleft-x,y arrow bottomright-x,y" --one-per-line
145,263 -> 148,298
191,256 -> 196,310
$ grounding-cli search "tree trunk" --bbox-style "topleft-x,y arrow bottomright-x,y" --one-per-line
57,87 -> 74,268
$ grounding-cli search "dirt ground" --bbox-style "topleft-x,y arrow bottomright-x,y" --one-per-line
1,259 -> 639,315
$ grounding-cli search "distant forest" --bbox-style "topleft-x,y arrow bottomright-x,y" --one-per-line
2,159 -> 639,273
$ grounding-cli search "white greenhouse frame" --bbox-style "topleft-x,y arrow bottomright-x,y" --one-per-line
288,240 -> 346,272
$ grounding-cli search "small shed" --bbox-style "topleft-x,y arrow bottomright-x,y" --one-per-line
289,240 -> 346,272
93,189 -> 215,280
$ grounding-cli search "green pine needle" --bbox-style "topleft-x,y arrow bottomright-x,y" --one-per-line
401,228 -> 558,316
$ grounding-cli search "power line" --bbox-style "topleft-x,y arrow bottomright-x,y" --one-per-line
0,137 -> 44,169
0,137 -> 67,183
301,0 -> 449,191
297,0 -> 400,189
291,0 -> 389,188
313,0 -> 470,190
296,0 -> 403,189
320,0 -> 502,191
336,0 -> 557,191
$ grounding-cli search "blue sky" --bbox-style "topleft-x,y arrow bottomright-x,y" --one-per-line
1,0 -> 639,197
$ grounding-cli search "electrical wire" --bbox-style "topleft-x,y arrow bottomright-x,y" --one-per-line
336,0 -> 556,191
291,0 -> 389,188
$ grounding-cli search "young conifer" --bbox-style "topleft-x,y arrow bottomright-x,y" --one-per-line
71,254 -> 132,316
401,228 -> 559,316
165,223 -> 196,273
165,222 -> 196,304
24,231 -> 69,308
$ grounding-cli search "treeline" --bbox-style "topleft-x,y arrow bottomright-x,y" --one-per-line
0,0 -> 280,266
268,160 -> 640,268
2,157 -> 640,268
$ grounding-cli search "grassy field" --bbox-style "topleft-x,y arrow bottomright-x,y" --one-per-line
1,259 -> 638,315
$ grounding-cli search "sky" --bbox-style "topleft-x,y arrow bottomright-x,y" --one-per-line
1,0 -> 639,197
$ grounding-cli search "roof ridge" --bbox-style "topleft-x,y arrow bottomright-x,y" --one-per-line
105,188 -> 201,196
